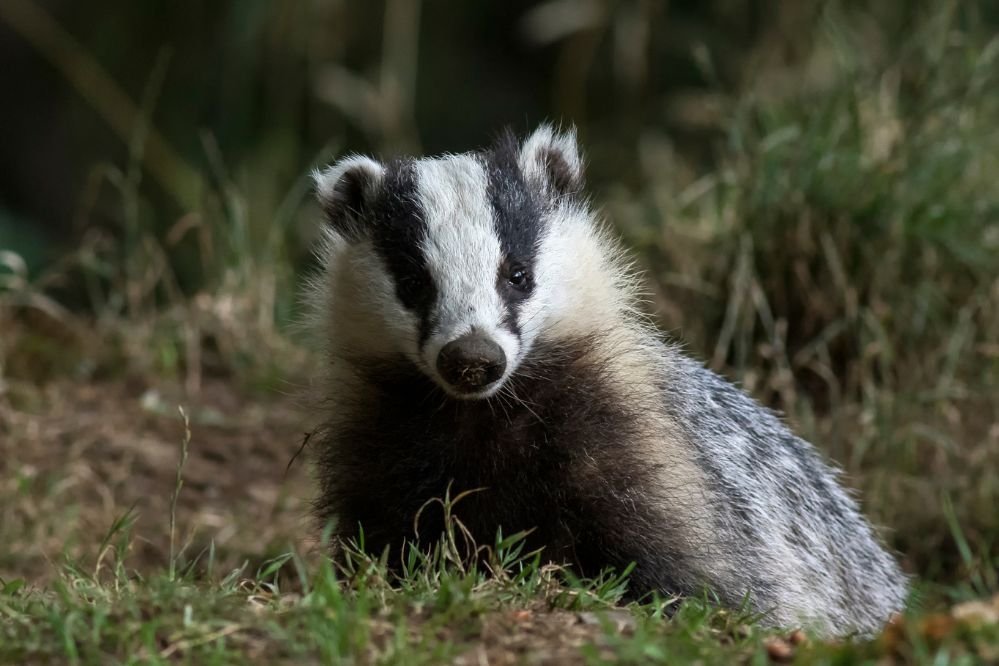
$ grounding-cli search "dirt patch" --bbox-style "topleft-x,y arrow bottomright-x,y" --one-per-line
0,377 -> 314,580
454,606 -> 636,665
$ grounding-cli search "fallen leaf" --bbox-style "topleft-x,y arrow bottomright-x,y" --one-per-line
765,637 -> 794,662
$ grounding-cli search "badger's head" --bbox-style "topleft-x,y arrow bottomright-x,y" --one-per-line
313,125 -> 613,400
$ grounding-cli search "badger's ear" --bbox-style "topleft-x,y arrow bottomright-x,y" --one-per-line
313,155 -> 385,239
518,124 -> 584,198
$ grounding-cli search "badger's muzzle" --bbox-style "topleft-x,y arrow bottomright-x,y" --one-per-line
436,333 -> 507,394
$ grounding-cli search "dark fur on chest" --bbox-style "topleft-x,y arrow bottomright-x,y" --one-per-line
315,338 -> 688,593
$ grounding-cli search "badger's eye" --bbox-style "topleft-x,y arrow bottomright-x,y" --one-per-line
507,265 -> 530,289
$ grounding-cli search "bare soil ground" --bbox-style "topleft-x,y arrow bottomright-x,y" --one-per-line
1,377 -> 313,582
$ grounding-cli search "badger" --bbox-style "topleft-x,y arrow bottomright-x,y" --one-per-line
304,125 -> 908,637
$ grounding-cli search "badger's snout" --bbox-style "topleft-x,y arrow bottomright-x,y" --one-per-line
436,333 -> 506,394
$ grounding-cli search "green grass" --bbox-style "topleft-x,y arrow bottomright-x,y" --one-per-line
1,524 -> 996,664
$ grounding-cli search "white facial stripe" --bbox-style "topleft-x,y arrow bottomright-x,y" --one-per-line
414,155 -> 521,395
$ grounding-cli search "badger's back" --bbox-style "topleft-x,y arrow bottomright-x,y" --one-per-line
307,125 -> 907,637
658,354 -> 908,633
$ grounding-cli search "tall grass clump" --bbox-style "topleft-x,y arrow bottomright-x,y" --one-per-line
0,125 -> 314,393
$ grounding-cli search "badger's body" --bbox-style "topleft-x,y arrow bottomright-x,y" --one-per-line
306,126 -> 908,636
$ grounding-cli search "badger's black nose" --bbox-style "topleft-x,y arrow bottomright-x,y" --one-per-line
436,333 -> 506,392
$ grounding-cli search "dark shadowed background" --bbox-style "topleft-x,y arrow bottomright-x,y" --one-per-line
9,2 -> 990,272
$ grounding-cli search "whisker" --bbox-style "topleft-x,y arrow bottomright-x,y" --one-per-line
501,381 -> 544,424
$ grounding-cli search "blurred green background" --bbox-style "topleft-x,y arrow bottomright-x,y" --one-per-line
0,0 -> 997,596
5,1 -> 991,277
0,0 -> 804,230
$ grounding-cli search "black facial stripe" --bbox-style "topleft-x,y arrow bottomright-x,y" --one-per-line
485,130 -> 543,265
369,160 -> 437,346
500,308 -> 521,338
484,129 -> 544,336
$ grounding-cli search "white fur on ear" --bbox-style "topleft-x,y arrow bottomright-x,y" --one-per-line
518,123 -> 584,196
312,155 -> 385,238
